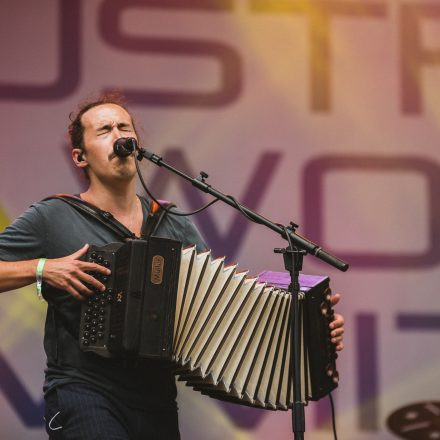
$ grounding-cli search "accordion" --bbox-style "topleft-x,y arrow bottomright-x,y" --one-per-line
79,237 -> 338,410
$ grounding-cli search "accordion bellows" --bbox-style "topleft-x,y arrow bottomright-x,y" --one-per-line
79,238 -> 338,410
173,247 -> 337,410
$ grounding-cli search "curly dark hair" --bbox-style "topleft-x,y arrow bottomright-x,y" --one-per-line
68,92 -> 138,152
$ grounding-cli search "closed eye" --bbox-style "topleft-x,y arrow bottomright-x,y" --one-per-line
118,123 -> 134,132
97,124 -> 112,135
96,122 -> 134,135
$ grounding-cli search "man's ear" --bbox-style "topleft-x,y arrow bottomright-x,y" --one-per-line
72,148 -> 87,168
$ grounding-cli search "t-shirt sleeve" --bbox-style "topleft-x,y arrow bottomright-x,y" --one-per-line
182,216 -> 209,253
0,204 -> 47,261
156,208 -> 209,253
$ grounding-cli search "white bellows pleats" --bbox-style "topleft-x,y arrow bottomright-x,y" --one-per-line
172,246 -> 306,410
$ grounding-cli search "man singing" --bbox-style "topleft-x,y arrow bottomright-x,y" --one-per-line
0,95 -> 344,439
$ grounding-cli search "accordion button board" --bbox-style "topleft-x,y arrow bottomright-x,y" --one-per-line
79,238 -> 181,358
79,242 -> 123,356
78,238 -> 339,409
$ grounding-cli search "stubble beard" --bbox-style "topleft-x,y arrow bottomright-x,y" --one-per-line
111,156 -> 137,180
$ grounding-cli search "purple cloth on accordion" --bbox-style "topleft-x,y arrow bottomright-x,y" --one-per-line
257,271 -> 328,292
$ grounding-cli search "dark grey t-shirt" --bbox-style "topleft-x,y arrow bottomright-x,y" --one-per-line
0,197 -> 207,409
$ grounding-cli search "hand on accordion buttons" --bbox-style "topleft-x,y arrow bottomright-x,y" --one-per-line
42,244 -> 111,301
329,293 -> 344,352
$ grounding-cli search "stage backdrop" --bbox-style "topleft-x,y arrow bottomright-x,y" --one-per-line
0,1 -> 439,439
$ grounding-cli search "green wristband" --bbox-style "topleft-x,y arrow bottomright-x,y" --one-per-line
36,258 -> 46,301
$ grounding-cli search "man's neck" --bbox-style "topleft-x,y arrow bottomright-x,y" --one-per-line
81,179 -> 138,216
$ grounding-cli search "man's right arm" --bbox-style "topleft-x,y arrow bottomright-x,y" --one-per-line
0,244 -> 111,300
0,259 -> 40,293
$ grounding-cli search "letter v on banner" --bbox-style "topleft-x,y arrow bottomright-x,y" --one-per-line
148,149 -> 282,260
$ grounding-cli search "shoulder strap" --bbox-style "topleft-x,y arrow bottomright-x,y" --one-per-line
141,199 -> 175,240
42,194 -> 135,241
43,194 -> 176,242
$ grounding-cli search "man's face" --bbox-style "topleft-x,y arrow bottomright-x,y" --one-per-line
78,103 -> 138,183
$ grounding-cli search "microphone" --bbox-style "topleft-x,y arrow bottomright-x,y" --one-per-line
113,137 -> 138,157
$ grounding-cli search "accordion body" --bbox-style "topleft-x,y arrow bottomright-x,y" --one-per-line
79,237 -> 338,410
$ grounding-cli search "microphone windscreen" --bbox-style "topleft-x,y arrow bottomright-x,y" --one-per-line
113,137 -> 138,157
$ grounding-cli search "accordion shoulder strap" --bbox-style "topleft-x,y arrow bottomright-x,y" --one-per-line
42,194 -> 173,241
141,199 -> 175,239
42,194 -> 135,240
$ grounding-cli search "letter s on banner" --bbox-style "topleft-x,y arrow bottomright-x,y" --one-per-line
98,0 -> 242,107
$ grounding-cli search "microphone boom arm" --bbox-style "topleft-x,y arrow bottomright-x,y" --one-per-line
137,147 -> 348,272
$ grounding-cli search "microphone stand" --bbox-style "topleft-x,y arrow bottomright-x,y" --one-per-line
275,237 -> 307,440
136,148 -> 348,439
